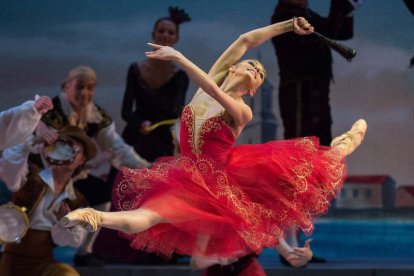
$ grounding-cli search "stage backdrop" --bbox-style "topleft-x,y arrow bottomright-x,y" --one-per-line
1,0 -> 413,186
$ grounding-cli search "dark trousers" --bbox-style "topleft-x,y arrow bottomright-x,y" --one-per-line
279,78 -> 332,146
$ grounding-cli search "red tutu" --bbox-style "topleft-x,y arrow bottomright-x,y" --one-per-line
113,106 -> 346,259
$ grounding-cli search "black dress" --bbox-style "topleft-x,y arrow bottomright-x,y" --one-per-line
121,62 -> 189,162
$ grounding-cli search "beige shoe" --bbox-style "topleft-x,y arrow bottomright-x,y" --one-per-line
330,119 -> 367,156
60,208 -> 103,233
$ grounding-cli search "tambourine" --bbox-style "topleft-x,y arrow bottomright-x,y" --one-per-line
0,203 -> 29,244
42,136 -> 81,165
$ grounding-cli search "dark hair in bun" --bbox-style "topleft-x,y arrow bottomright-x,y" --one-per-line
153,6 -> 191,35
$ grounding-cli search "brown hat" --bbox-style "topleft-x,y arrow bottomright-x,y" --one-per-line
58,125 -> 97,162
61,66 -> 97,89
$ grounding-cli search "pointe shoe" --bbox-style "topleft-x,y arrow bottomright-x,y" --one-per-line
330,119 -> 367,156
60,208 -> 103,233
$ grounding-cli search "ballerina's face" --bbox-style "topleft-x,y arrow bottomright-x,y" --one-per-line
234,59 -> 266,95
152,20 -> 178,47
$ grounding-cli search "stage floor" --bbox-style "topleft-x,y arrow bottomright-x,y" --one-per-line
75,259 -> 414,276
53,208 -> 414,275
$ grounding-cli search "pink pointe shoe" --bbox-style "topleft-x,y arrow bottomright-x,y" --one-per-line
60,208 -> 103,233
330,119 -> 367,156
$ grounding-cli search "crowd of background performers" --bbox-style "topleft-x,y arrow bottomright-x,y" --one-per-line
0,1 -> 379,275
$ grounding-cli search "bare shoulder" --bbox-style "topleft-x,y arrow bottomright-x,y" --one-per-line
241,102 -> 253,123
234,100 -> 253,127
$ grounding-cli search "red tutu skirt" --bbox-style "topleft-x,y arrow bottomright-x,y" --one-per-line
113,137 -> 346,259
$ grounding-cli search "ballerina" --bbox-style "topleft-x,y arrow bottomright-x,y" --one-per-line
61,17 -> 367,267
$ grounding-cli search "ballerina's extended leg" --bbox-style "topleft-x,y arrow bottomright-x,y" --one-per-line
60,207 -> 165,234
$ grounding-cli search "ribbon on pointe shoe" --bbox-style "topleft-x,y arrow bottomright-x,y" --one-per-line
60,208 -> 103,233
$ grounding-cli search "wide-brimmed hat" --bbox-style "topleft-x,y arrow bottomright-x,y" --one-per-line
58,125 -> 97,161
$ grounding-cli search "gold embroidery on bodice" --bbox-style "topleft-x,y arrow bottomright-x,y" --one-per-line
185,92 -> 235,155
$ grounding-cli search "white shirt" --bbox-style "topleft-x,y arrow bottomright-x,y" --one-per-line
0,139 -> 88,247
0,99 -> 42,150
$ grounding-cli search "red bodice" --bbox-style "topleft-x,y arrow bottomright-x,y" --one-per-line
180,105 -> 235,165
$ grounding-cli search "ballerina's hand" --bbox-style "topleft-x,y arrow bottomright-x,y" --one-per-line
292,17 -> 314,35
285,238 -> 313,267
145,43 -> 180,61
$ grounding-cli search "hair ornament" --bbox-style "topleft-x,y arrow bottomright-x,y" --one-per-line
168,6 -> 191,25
